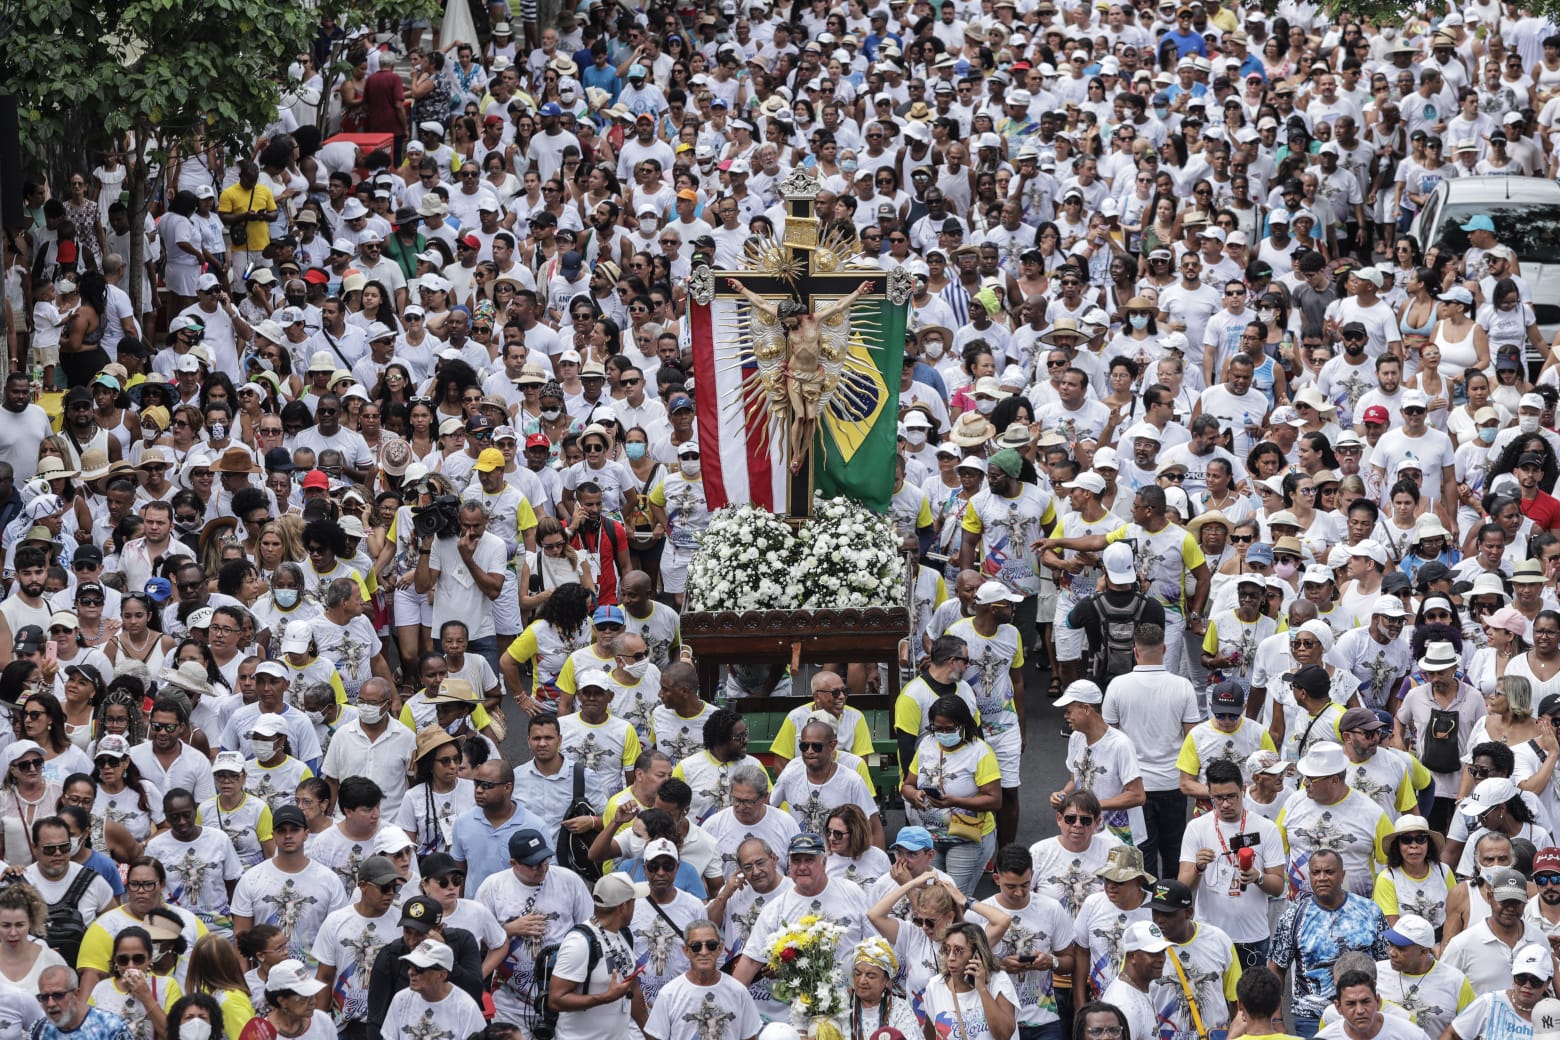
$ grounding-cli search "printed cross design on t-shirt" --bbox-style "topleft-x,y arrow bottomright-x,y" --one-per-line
404,1008 -> 454,1040
1349,765 -> 1394,810
684,992 -> 738,1040
566,732 -> 617,773
639,914 -> 683,976
1053,858 -> 1100,914
268,878 -> 320,944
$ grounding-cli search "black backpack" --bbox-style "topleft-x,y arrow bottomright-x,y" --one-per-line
45,868 -> 97,965
556,762 -> 602,884
532,923 -> 613,1040
1088,589 -> 1148,687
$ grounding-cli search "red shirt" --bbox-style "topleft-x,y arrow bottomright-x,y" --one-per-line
362,69 -> 406,136
571,518 -> 629,604
1521,490 -> 1560,531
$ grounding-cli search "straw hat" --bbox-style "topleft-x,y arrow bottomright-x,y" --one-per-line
948,412 -> 997,447
414,725 -> 460,762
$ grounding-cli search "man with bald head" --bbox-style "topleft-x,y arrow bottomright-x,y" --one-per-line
651,661 -> 714,762
619,569 -> 682,670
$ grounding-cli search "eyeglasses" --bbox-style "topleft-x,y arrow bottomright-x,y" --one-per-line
826,828 -> 849,839
1469,765 -> 1493,779
21,709 -> 47,721
911,915 -> 943,927
687,939 -> 722,953
149,721 -> 180,734
126,879 -> 160,891
1062,814 -> 1095,826
1536,873 -> 1560,886
542,540 -> 566,550
114,954 -> 149,967
1087,1029 -> 1125,1039
798,741 -> 829,752
1290,638 -> 1320,649
1231,534 -> 1254,544
433,873 -> 467,887
472,779 -> 507,790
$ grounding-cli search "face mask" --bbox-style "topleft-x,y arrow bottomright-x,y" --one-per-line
935,730 -> 962,748
976,398 -> 997,415
209,422 -> 227,441
73,834 -> 88,856
444,717 -> 466,735
679,460 -> 702,477
1258,309 -> 1276,324
842,160 -> 858,172
358,703 -> 385,725
1479,426 -> 1499,444
180,1020 -> 212,1040
248,737 -> 279,761
621,658 -> 651,679
274,588 -> 300,608
285,294 -> 306,308
305,709 -> 325,724
1129,313 -> 1149,330
639,217 -> 658,233
1274,560 -> 1297,579
541,408 -> 562,421
1521,414 -> 1541,434
625,443 -> 647,460
906,430 -> 928,447
923,340 -> 944,359
1155,106 -> 1170,119
1383,26 -> 1398,38
1480,866 -> 1501,887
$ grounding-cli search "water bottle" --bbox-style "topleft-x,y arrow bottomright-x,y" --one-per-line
30,364 -> 42,401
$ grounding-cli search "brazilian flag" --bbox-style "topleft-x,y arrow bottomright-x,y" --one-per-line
812,297 -> 909,512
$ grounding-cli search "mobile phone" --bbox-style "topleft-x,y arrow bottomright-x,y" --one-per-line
1018,954 -> 1037,964
627,963 -> 647,979
44,640 -> 57,667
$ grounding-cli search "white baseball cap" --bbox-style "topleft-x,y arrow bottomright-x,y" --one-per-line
1103,542 -> 1136,584
1055,679 -> 1103,707
974,580 -> 1022,606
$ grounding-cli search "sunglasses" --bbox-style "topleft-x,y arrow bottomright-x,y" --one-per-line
115,954 -> 149,967
798,741 -> 829,752
1061,814 -> 1094,826
687,939 -> 722,953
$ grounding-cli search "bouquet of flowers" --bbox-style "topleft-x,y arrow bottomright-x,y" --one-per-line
684,504 -> 799,611
789,496 -> 906,610
766,914 -> 849,1038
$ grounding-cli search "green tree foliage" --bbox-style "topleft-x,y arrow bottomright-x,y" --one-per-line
0,0 -> 435,302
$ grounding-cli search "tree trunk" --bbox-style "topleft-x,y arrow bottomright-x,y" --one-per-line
127,158 -> 149,325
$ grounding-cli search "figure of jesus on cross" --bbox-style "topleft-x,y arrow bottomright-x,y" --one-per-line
724,278 -> 876,474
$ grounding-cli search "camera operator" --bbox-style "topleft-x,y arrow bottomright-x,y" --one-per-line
415,498 -> 507,674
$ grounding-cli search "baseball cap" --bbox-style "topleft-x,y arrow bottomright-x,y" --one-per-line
1055,679 -> 1104,707
508,829 -> 553,866
1149,880 -> 1193,911
789,833 -> 826,857
1102,542 -> 1136,584
401,939 -> 454,972
889,826 -> 934,852
593,874 -> 650,907
974,581 -> 1022,606
1122,921 -> 1172,953
399,895 -> 443,932
1384,914 -> 1435,948
1209,682 -> 1246,712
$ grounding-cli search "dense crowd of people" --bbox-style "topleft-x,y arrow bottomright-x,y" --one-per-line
7,0 -> 1560,1037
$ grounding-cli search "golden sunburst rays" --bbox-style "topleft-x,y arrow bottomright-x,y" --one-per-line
741,240 -> 804,286
812,225 -> 862,273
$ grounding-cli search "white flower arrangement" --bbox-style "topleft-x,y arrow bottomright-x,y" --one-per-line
790,496 -> 906,610
684,498 -> 906,612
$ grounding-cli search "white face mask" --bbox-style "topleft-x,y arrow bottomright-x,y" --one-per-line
905,429 -> 928,447
1521,414 -> 1541,434
620,658 -> 651,679
1129,313 -> 1149,330
180,1019 -> 213,1040
541,408 -> 562,421
248,737 -> 279,761
1258,308 -> 1277,324
976,398 -> 997,415
923,340 -> 945,360
358,703 -> 385,725
679,459 -> 702,477
639,217 -> 659,233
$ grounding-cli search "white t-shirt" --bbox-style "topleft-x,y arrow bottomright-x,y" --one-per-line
310,904 -> 401,1022
553,921 -> 640,1040
382,984 -> 487,1040
643,970 -> 762,1040
428,529 -> 506,640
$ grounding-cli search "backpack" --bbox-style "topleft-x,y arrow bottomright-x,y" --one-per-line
556,762 -> 603,885
1088,590 -> 1148,687
44,867 -> 97,965
531,923 -> 611,1040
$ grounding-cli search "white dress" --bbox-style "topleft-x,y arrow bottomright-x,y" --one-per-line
439,0 -> 478,48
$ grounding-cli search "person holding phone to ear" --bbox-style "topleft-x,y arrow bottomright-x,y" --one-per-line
922,922 -> 1018,1040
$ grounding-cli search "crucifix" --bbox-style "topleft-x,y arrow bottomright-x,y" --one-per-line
687,167 -> 912,520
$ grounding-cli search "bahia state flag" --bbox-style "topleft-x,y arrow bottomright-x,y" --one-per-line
690,287 -> 907,513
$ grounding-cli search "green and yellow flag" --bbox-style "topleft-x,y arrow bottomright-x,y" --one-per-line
813,298 -> 908,512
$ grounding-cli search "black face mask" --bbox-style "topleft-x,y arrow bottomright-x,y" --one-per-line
285,294 -> 306,307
